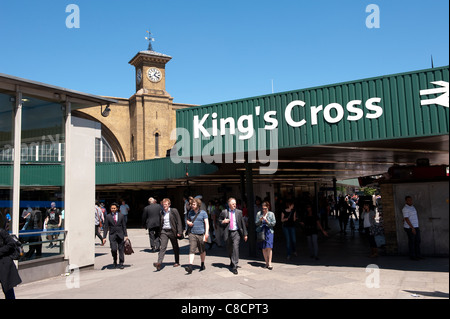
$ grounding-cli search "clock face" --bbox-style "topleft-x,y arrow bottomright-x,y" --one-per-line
147,67 -> 162,83
136,69 -> 142,84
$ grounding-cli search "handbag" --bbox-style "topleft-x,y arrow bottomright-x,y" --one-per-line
256,230 -> 265,242
124,238 -> 134,255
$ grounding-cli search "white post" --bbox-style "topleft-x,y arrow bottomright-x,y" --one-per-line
12,88 -> 22,238
64,98 -> 71,261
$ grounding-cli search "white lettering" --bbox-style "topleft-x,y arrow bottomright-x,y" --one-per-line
365,97 -> 383,119
237,114 -> 253,140
220,117 -> 236,136
181,303 -> 216,316
310,105 -> 323,125
285,100 -> 307,127
211,113 -> 218,136
193,114 -> 210,139
346,100 -> 364,121
323,103 -> 344,124
263,110 -> 278,130
189,98 -> 383,140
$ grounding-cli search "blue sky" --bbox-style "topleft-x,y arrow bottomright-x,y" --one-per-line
0,0 -> 448,106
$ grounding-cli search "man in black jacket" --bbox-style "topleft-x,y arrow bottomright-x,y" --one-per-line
102,203 -> 128,269
153,198 -> 183,271
142,197 -> 162,252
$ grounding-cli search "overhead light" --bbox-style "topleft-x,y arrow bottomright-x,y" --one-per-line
101,104 -> 111,117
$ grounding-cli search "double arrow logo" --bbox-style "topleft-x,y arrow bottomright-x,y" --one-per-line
420,81 -> 449,108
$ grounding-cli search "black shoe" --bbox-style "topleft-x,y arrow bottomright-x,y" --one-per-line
112,263 -> 117,269
118,263 -> 124,269
232,268 -> 238,275
185,265 -> 193,274
200,264 -> 206,271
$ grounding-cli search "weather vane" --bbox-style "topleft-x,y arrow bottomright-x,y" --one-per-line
145,30 -> 155,51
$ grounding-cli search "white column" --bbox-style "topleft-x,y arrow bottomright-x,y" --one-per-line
12,88 -> 22,238
63,99 -> 71,261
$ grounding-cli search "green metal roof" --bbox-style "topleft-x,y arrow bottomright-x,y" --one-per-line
175,66 -> 449,157
95,157 -> 217,185
0,158 -> 217,187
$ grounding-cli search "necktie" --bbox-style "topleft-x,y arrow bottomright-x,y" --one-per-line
229,211 -> 234,230
114,213 -> 117,224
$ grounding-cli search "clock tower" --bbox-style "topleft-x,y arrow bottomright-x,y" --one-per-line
127,34 -> 176,161
129,50 -> 172,94
75,31 -> 194,163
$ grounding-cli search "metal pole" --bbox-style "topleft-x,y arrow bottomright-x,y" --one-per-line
245,158 -> 256,257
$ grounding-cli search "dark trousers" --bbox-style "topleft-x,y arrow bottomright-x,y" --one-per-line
1,285 -> 15,299
404,227 -> 421,258
25,235 -> 42,259
148,227 -> 161,251
227,230 -> 241,268
364,227 -> 377,248
158,229 -> 180,264
110,235 -> 125,265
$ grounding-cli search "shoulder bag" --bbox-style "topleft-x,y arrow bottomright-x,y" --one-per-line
185,210 -> 201,236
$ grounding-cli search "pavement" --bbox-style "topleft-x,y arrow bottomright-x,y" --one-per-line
11,218 -> 449,303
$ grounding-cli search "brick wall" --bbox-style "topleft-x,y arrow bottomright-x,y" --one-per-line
380,183 -> 398,255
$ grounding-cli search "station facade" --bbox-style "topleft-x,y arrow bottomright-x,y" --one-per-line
1,44 -> 448,283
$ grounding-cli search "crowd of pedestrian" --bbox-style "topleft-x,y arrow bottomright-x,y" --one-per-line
96,192 -> 385,276
1,191 -> 424,299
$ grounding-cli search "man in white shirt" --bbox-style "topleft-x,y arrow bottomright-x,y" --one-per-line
153,198 -> 182,271
402,196 -> 422,260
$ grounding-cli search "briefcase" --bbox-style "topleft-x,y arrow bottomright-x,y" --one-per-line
124,238 -> 134,255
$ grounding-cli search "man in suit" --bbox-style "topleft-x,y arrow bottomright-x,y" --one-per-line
142,197 -> 162,252
153,198 -> 183,271
103,203 -> 128,269
219,197 -> 248,274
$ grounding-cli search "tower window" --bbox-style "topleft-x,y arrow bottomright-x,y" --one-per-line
155,132 -> 160,157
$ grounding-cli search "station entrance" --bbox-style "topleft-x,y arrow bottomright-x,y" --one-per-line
94,66 -> 449,258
